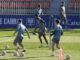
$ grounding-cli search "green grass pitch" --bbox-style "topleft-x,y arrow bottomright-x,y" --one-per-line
0,28 -> 80,60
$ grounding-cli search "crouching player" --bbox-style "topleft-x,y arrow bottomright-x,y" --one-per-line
50,19 -> 63,56
13,19 -> 30,52
35,14 -> 49,47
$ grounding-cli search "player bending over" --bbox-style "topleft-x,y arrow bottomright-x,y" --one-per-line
35,14 -> 49,47
13,19 -> 30,52
50,19 -> 63,56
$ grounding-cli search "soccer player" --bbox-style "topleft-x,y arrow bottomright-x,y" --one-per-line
33,4 -> 43,34
13,19 -> 30,52
50,19 -> 63,56
60,1 -> 67,28
34,14 -> 49,47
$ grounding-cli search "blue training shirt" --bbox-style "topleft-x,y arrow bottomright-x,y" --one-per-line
53,24 -> 63,39
35,17 -> 42,27
14,23 -> 29,37
35,8 -> 43,16
38,18 -> 45,33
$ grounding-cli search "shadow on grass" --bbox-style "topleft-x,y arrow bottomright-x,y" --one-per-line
0,36 -> 12,38
0,48 -> 16,51
0,59 -> 9,60
11,55 -> 58,59
25,46 -> 50,50
0,49 -> 15,53
0,48 -> 16,54
0,55 -> 59,60
64,29 -> 80,33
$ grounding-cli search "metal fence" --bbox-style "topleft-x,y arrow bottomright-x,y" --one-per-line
0,0 -> 51,15
0,0 -> 80,16
50,0 -> 80,16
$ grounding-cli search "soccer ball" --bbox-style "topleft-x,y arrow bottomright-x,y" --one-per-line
1,51 -> 6,56
20,52 -> 24,57
13,51 -> 18,56
66,55 -> 71,60
5,45 -> 9,50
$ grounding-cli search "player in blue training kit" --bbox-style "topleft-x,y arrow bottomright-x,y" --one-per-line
50,19 -> 63,56
33,15 -> 42,35
33,4 -> 43,34
13,19 -> 30,52
60,1 -> 67,28
34,14 -> 49,47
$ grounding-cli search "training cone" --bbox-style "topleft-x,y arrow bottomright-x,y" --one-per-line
58,49 -> 64,60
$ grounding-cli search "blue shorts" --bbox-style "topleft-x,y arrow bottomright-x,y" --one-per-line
38,29 -> 46,35
14,36 -> 23,43
52,38 -> 60,43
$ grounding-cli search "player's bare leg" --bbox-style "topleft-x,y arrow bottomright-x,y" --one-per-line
56,42 -> 64,57
51,42 -> 55,56
56,42 -> 61,49
18,42 -> 26,52
13,42 -> 19,51
39,34 -> 43,47
33,26 -> 38,35
19,42 -> 24,48
43,34 -> 49,47
13,42 -> 17,46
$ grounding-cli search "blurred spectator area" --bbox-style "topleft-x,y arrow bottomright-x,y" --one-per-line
0,0 -> 80,15
0,0 -> 51,15
0,0 -> 51,9
67,0 -> 80,15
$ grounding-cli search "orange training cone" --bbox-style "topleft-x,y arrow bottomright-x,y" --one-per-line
58,49 -> 64,60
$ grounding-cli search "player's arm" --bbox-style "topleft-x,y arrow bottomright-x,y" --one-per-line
50,27 -> 57,36
34,26 -> 38,32
61,29 -> 63,35
41,9 -> 44,15
13,25 -> 20,36
50,30 -> 56,36
25,28 -> 30,39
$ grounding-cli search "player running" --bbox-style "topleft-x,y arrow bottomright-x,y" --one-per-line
50,19 -> 63,56
13,19 -> 30,52
34,14 -> 49,47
